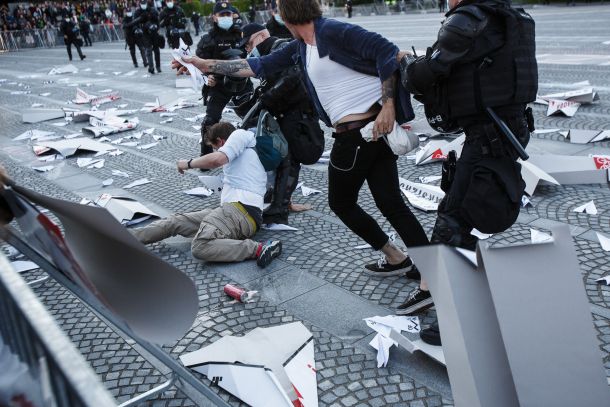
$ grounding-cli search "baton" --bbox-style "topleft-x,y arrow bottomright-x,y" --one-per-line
486,107 -> 529,161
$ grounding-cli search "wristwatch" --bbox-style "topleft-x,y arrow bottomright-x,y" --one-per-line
187,158 -> 193,169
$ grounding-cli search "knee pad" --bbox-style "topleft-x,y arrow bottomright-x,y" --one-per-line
431,213 -> 477,250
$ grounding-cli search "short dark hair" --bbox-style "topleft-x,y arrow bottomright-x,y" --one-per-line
278,0 -> 321,25
205,122 -> 236,145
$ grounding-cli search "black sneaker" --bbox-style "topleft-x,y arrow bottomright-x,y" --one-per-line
420,322 -> 441,346
256,240 -> 282,268
156,67 -> 162,73
396,287 -> 433,315
364,255 -> 417,277
80,54 -> 86,60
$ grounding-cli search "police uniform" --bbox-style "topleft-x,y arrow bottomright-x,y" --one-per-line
398,0 -> 537,345
134,5 -> 162,74
159,5 -> 190,49
238,25 -> 323,224
123,13 -> 148,68
401,0 -> 537,249
60,19 -> 85,61
196,2 -> 252,156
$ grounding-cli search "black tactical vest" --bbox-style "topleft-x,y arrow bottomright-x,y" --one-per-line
442,1 -> 538,118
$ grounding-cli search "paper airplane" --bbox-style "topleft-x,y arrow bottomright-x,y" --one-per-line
124,178 -> 152,189
198,175 -> 223,193
32,165 -> 55,173
142,92 -> 198,113
526,154 -> 609,186
33,137 -> 115,157
152,135 -> 166,141
364,315 -> 422,367
76,157 -> 104,168
14,129 -> 55,141
66,109 -> 136,123
183,187 -> 213,197
533,128 -> 561,135
48,64 -> 78,75
530,228 -> 553,244
596,276 -> 610,285
546,99 -> 581,117
82,116 -> 139,138
399,177 -> 445,211
74,88 -> 121,106
519,160 -> 561,196
112,170 -> 130,178
121,141 -> 139,147
419,175 -> 442,184
171,39 -> 208,91
137,142 -> 158,150
301,185 -> 321,197
95,194 -> 159,225
160,118 -> 173,124
573,200 -> 598,215
596,232 -> 610,252
540,87 -> 599,104
521,195 -> 532,207
565,129 -> 610,144
471,229 -> 493,240
262,223 -> 298,231
181,322 -> 317,407
415,134 -> 465,165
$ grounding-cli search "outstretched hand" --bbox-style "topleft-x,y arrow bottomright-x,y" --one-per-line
171,55 -> 208,75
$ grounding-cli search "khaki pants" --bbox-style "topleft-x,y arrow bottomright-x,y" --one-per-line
133,203 -> 259,262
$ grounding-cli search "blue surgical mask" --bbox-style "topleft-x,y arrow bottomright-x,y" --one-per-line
167,2 -> 174,9
248,46 -> 260,58
274,14 -> 284,25
126,11 -> 132,17
217,16 -> 233,30
141,4 -> 148,10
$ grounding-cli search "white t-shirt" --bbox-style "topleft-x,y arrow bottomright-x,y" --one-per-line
217,129 -> 266,210
305,44 -> 382,126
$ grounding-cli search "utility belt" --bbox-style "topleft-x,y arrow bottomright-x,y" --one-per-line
333,115 -> 376,135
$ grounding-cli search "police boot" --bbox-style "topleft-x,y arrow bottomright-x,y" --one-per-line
430,213 -> 477,250
263,159 -> 295,225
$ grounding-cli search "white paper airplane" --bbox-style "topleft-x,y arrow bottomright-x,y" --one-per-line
565,129 -> 610,144
526,154 -> 608,186
530,229 -> 553,244
21,108 -> 66,123
364,315 -> 420,368
419,175 -> 442,184
181,322 -> 317,407
519,159 -> 561,196
533,128 -> 561,134
123,178 -> 152,189
73,88 -> 120,106
160,118 -> 173,124
198,175 -> 223,193
48,64 -> 78,75
76,157 -> 104,168
33,137 -> 115,157
596,276 -> 610,285
470,229 -> 493,240
112,170 -> 130,178
546,99 -> 581,117
102,178 -> 114,187
399,177 -> 445,211
14,130 -> 55,141
262,223 -> 298,231
32,165 -> 55,173
415,134 -> 465,165
183,187 -> 213,197
301,185 -> 321,197
137,142 -> 158,150
573,200 -> 598,215
171,39 -> 208,91
95,194 -> 159,225
521,195 -> 532,207
596,232 -> 610,252
540,87 -> 599,104
82,116 -> 139,138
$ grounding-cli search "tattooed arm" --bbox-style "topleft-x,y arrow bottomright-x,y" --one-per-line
171,56 -> 255,77
372,72 -> 397,140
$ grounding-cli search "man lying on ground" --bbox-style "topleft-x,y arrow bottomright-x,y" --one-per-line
132,122 -> 282,267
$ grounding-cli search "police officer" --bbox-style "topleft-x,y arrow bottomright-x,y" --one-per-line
264,7 -> 292,39
397,0 -> 537,345
239,23 -> 323,224
191,11 -> 201,37
78,15 -> 92,46
123,9 -> 148,68
134,0 -> 162,74
159,0 -> 190,49
60,16 -> 86,61
196,1 -> 252,157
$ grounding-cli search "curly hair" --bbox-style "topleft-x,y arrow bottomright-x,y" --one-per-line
278,0 -> 322,25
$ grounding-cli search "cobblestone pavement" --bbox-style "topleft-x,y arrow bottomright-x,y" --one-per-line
1,5 -> 610,406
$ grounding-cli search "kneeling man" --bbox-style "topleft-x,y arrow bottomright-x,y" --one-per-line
133,122 -> 282,267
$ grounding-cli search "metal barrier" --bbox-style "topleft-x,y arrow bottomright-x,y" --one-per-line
0,253 -> 116,407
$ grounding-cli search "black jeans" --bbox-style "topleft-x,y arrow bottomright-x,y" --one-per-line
328,129 -> 429,251
65,40 -> 84,60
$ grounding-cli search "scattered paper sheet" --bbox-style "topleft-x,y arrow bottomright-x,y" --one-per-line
399,177 -> 445,211
34,137 -> 115,157
301,185 -> 321,197
39,92 -> 51,97
14,130 -> 55,141
596,232 -> 610,252
32,165 -> 55,172
48,64 -> 78,75
124,178 -> 152,189
573,200 -> 598,215
112,170 -> 130,178
565,129 -> 610,144
181,322 -> 316,407
471,229 -> 493,240
415,134 -> 465,165
121,141 -> 139,147
531,229 -> 553,244
160,118 -> 173,124
152,134 -> 166,141
533,128 -> 561,134
137,142 -> 158,150
102,178 -> 114,187
82,116 -> 139,138
76,157 -> 103,168
419,175 -> 442,184
364,315 -> 420,368
546,99 -> 581,117
262,223 -> 299,231
183,187 -> 213,197
10,260 -> 39,273
171,39 -> 207,91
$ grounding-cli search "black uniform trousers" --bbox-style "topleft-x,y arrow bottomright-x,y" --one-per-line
143,35 -> 161,71
65,40 -> 84,60
126,36 -> 147,66
328,129 -> 429,251
82,32 -> 92,46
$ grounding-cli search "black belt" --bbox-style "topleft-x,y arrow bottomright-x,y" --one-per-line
334,115 -> 376,134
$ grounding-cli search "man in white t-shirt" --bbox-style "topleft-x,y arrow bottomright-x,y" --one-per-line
132,122 -> 282,268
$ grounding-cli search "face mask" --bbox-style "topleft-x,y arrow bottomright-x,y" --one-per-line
274,14 -> 284,25
141,4 -> 147,10
247,46 -> 260,58
167,2 -> 174,8
126,11 -> 132,17
105,10 -> 112,18
217,16 -> 233,30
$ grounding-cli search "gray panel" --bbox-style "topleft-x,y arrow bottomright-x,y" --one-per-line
410,245 -> 519,407
479,226 -> 609,407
